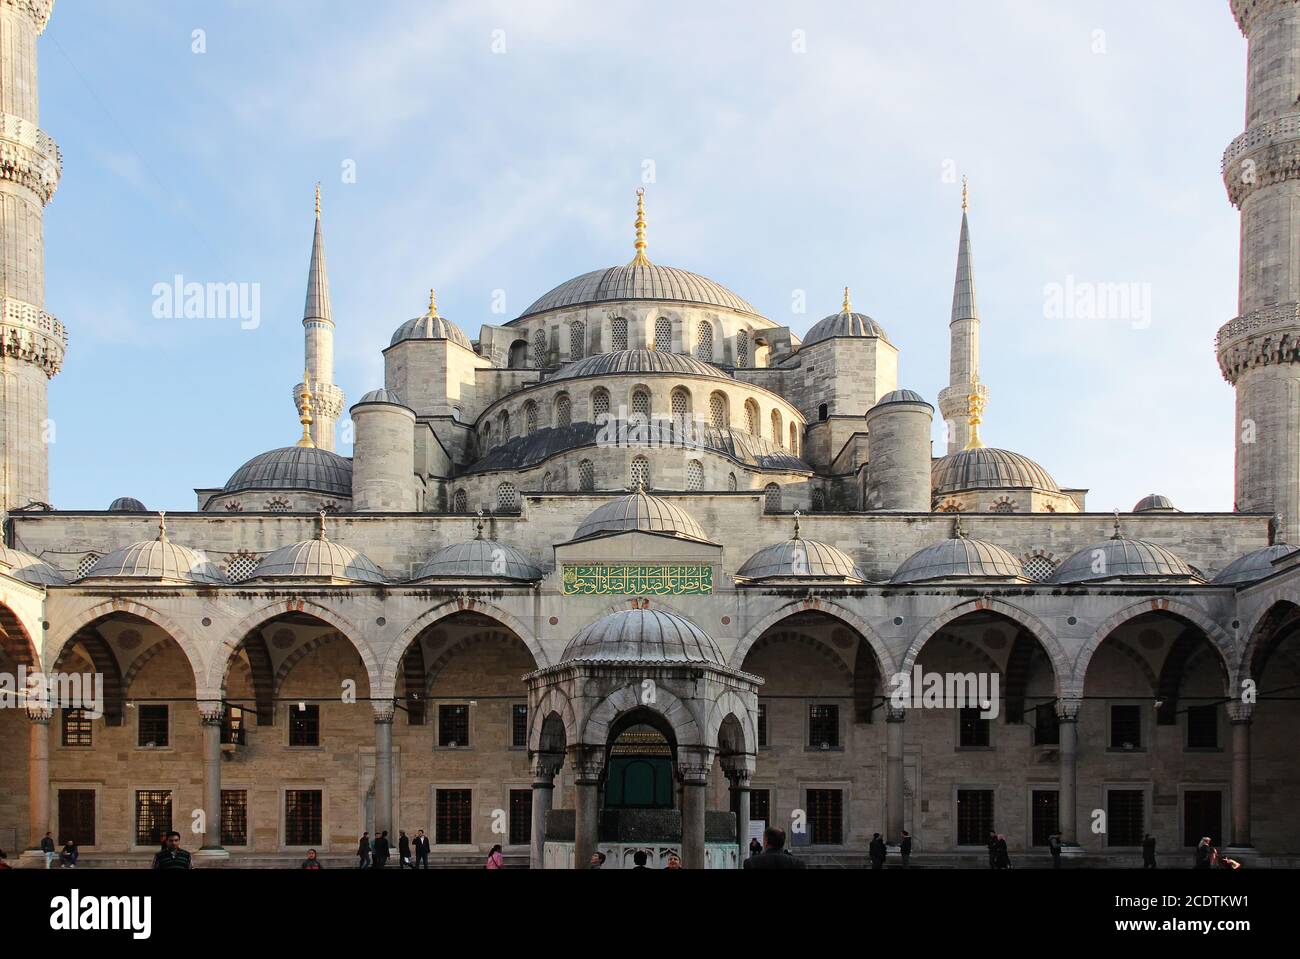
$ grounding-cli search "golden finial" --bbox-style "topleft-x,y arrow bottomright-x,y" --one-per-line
1112,509 -> 1123,541
297,368 -> 316,448
475,508 -> 485,541
315,182 -> 321,219
953,512 -> 965,539
427,288 -> 438,318
629,188 -> 651,267
793,509 -> 802,541
842,287 -> 852,314
157,510 -> 168,543
316,508 -> 328,541
964,377 -> 987,450
961,176 -> 969,213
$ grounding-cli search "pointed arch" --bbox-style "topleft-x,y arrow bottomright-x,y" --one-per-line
45,599 -> 205,692
528,687 -> 577,752
730,597 -> 897,677
581,682 -> 703,748
52,625 -> 125,726
0,597 -> 39,671
706,689 -> 756,753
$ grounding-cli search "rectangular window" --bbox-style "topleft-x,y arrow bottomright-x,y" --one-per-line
508,789 -> 531,846
58,789 -> 96,846
222,706 -> 246,746
135,789 -> 172,846
288,704 -> 320,747
757,704 -> 768,748
511,704 -> 528,749
61,708 -> 93,747
436,789 -> 472,844
1033,703 -> 1060,746
285,789 -> 322,846
137,705 -> 169,748
959,708 -> 991,748
808,705 -> 839,750
1107,790 -> 1145,846
806,789 -> 843,845
1183,790 -> 1223,847
750,789 -> 771,827
1187,705 -> 1219,749
439,705 -> 470,748
1031,790 -> 1059,847
1110,705 -> 1142,750
221,790 -> 248,846
956,789 -> 994,846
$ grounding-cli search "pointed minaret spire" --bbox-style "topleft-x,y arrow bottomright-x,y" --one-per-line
629,188 -> 651,267
296,183 -> 344,452
938,177 -> 983,454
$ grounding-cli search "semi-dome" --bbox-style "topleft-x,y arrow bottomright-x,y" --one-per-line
1053,534 -> 1199,584
891,535 -> 1024,584
81,522 -> 226,585
559,608 -> 725,665
354,388 -> 409,407
411,536 -> 542,581
573,490 -> 709,542
1133,493 -> 1178,512
0,545 -> 68,586
223,446 -> 353,497
1212,544 -> 1299,585
932,447 -> 1060,495
521,263 -> 760,319
802,310 -> 889,348
249,528 -> 386,584
549,349 -> 727,382
736,526 -> 865,582
108,496 -> 147,513
389,313 -> 472,350
872,389 -> 932,409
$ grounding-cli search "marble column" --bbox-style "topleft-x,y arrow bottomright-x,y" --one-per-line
1227,701 -> 1253,849
26,707 -> 50,852
198,701 -> 226,855
529,753 -> 562,869
678,747 -> 714,870
1057,697 -> 1081,846
373,701 -> 395,840
885,706 -> 906,842
570,745 -> 603,870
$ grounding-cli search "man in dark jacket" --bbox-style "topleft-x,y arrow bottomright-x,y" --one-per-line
398,830 -> 411,869
743,827 -> 805,869
40,832 -> 54,869
413,830 -> 430,869
1142,834 -> 1157,869
869,833 -> 887,869
374,831 -> 390,868
899,831 -> 912,868
151,832 -> 193,870
357,832 -> 371,868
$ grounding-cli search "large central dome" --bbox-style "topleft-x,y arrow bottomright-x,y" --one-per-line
520,263 -> 761,319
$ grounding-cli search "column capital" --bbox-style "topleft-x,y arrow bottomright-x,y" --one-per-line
531,751 -> 563,783
1227,700 -> 1254,724
25,705 -> 51,724
677,746 -> 715,786
568,744 -> 604,783
1055,696 -> 1082,722
885,705 -> 907,723
720,751 -> 756,784
198,700 -> 225,725
372,700 -> 396,724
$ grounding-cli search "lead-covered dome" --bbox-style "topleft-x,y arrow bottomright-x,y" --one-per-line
354,388 -> 409,408
411,537 -> 542,581
736,537 -> 865,582
560,608 -> 724,665
573,490 -> 709,542
521,263 -> 760,319
108,496 -> 147,513
1212,544 -> 1299,585
1133,493 -> 1178,512
873,389 -> 930,409
891,536 -> 1023,584
249,533 -> 386,584
932,447 -> 1060,495
81,523 -> 226,585
1053,536 -> 1199,584
223,446 -> 353,497
549,349 -> 726,382
0,545 -> 68,586
802,310 -> 889,347
389,313 -> 472,350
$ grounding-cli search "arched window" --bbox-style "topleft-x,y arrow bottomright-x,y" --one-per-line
1022,555 -> 1057,583
524,400 -> 539,435
695,321 -> 713,361
498,410 -> 512,440
654,317 -> 672,351
591,388 -> 610,421
630,455 -> 650,490
453,489 -> 468,512
266,498 -> 291,513
991,498 -> 1016,514
532,328 -> 548,368
579,459 -> 595,492
727,472 -> 737,492
497,482 -> 519,511
763,483 -> 781,512
631,388 -> 651,419
611,317 -> 628,352
555,393 -> 572,428
771,409 -> 783,447
569,321 -> 585,360
670,387 -> 691,425
744,399 -> 760,436
709,392 -> 728,429
789,422 -> 799,456
818,403 -> 828,421
686,459 -> 704,491
735,331 -> 749,367
811,489 -> 825,512
508,340 -> 528,369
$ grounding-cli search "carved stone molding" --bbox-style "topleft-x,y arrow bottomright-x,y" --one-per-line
2,0 -> 54,34
0,120 -> 61,204
1216,304 -> 1300,383
372,700 -> 396,724
1,295 -> 67,377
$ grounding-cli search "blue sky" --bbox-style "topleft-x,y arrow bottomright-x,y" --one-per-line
41,0 -> 1244,512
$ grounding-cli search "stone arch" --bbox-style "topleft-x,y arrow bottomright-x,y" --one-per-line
46,599 -> 205,692
1073,598 -> 1237,694
421,629 -> 528,694
580,683 -> 703,748
51,625 -> 126,726
1240,597 -> 1300,681
730,597 -> 897,677
705,689 -> 755,752
120,637 -> 180,691
528,687 -> 577,752
747,630 -> 854,678
0,595 -> 39,670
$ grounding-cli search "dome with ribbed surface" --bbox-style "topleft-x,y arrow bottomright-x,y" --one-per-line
521,264 -> 760,319
411,538 -> 542,581
802,310 -> 889,347
81,531 -> 226,585
932,447 -> 1059,495
560,608 -> 724,665
872,389 -> 931,409
1053,538 -> 1199,584
736,538 -> 866,582
1212,544 -> 1299,585
0,545 -> 67,586
549,349 -> 727,382
389,314 -> 472,349
891,537 -> 1024,583
249,535 -> 386,584
355,388 -> 409,407
108,496 -> 147,513
573,490 -> 709,542
223,446 -> 353,497
1133,494 -> 1178,512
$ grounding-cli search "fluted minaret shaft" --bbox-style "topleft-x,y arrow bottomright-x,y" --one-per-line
937,191 -> 980,455
0,0 -> 63,510
1219,0 -> 1300,542
294,187 -> 343,451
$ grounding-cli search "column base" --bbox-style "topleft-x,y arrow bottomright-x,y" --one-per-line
195,846 -> 231,861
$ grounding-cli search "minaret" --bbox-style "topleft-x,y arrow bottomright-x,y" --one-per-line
294,184 -> 344,451
0,1 -> 63,510
1220,1 -> 1300,543
937,178 -> 980,455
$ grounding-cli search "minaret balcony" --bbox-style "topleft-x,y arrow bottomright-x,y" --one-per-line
0,112 -> 60,203
1222,113 -> 1300,207
1216,303 -> 1300,383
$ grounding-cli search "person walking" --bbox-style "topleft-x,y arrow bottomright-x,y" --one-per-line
1048,832 -> 1062,869
743,826 -> 805,869
1142,833 -> 1157,869
869,833 -> 886,869
357,832 -> 371,869
374,830 -> 390,868
1194,837 -> 1212,869
988,832 -> 999,870
413,829 -> 430,869
152,831 -> 193,869
995,833 -> 1011,870
486,844 -> 504,869
40,832 -> 54,869
398,830 -> 411,869
899,831 -> 912,868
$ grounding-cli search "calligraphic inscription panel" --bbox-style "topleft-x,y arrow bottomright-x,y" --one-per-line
561,564 -> 713,595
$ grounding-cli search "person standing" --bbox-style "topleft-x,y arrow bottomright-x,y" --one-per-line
1142,833 -> 1157,869
356,832 -> 371,869
869,833 -> 886,870
587,851 -> 606,869
301,849 -> 323,869
988,832 -> 999,870
374,830 -> 390,869
632,850 -> 650,869
152,831 -> 193,869
486,844 -> 504,869
743,827 -> 805,869
40,832 -> 54,869
1194,837 -> 1212,869
1048,832 -> 1062,869
398,830 -> 411,869
995,834 -> 1011,870
899,831 -> 912,868
414,829 -> 429,869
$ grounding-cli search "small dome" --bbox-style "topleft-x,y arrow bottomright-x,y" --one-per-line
892,537 -> 1024,584
872,389 -> 932,410
389,314 -> 472,350
573,490 -> 709,542
736,538 -> 865,582
1133,494 -> 1178,513
354,388 -> 409,408
932,447 -> 1060,495
521,263 -> 760,319
249,534 -> 386,584
802,310 -> 889,347
108,497 -> 147,513
560,608 -> 725,665
549,349 -> 727,382
1053,537 -> 1199,584
81,528 -> 226,585
411,538 -> 542,581
0,545 -> 67,586
1212,544 -> 1299,585
223,446 -> 352,497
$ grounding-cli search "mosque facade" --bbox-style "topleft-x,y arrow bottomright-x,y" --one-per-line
1,0 -> 1299,867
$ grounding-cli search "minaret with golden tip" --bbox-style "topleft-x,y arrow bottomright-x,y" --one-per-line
295,184 -> 344,451
938,178 -> 981,455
